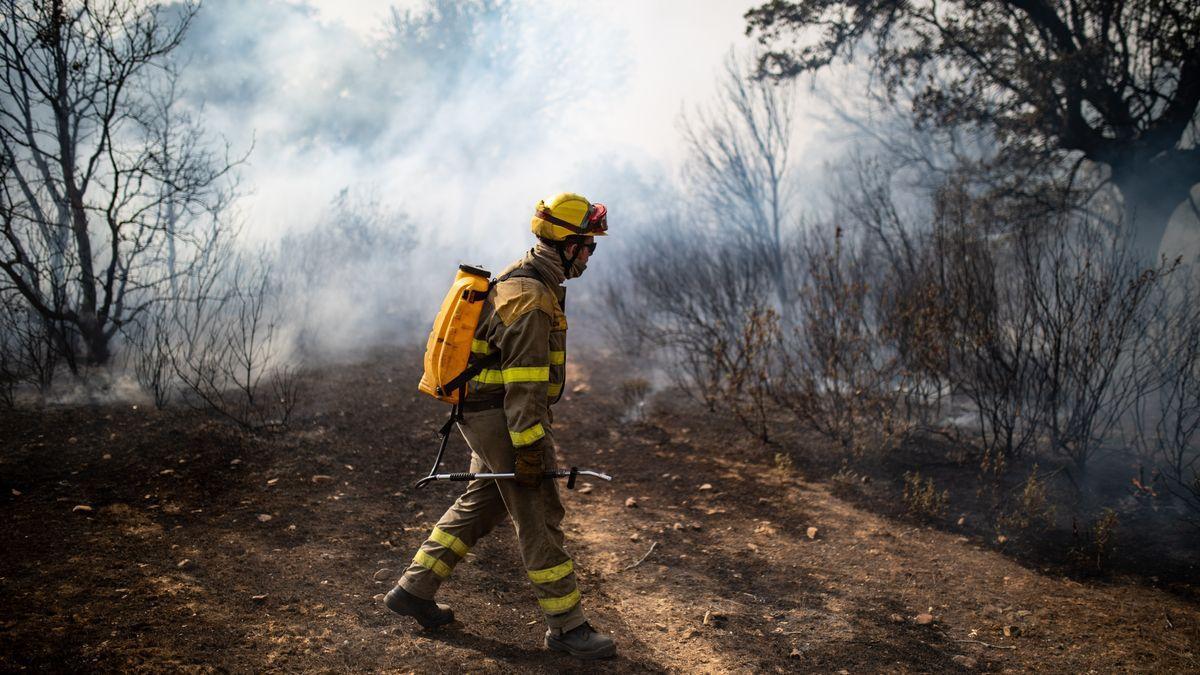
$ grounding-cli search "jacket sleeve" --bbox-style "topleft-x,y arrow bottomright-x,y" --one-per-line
493,302 -> 552,452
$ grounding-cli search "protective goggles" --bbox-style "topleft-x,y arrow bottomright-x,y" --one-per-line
584,202 -> 608,235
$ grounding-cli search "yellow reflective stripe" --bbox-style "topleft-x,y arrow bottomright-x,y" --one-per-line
471,339 -> 491,355
509,423 -> 546,448
472,366 -> 550,385
549,350 -> 565,365
473,369 -> 505,385
430,527 -> 469,557
501,366 -> 549,383
538,589 -> 581,614
528,559 -> 574,584
414,550 -> 451,579
548,383 -> 562,398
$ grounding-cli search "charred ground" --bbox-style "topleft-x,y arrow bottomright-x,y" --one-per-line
1,347 -> 1197,672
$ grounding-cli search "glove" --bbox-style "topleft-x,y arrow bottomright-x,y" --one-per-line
515,447 -> 543,488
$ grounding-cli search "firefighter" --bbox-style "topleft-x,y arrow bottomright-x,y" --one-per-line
384,193 -> 616,660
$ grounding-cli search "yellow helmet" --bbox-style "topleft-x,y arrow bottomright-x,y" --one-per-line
531,192 -> 609,241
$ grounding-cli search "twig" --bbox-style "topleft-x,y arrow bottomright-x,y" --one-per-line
623,541 -> 658,571
939,631 -> 1016,650
953,639 -> 1016,650
1166,648 -> 1197,666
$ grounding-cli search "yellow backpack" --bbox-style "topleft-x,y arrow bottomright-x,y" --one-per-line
417,264 -> 497,404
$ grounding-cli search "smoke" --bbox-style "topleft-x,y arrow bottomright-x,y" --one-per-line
154,0 -> 797,355
138,0 -> 905,361
175,0 -> 750,239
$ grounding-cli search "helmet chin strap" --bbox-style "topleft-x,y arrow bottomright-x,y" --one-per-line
558,243 -> 580,277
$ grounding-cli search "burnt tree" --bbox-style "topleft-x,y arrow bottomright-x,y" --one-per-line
681,52 -> 798,315
746,0 -> 1200,261
0,0 -> 234,367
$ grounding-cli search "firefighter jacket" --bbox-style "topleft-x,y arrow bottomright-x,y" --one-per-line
466,242 -> 568,454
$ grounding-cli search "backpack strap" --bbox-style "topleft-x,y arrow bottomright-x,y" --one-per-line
436,351 -> 501,397
495,265 -> 547,287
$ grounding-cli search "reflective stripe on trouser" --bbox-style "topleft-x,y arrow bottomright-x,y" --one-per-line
397,408 -> 585,632
403,525 -> 470,582
527,558 -> 581,615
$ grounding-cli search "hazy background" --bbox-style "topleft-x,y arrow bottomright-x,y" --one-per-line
168,0 -> 1200,365
177,0 -> 833,250
143,0 -> 877,357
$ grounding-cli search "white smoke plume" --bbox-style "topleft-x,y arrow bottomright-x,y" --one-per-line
164,0 -> 820,354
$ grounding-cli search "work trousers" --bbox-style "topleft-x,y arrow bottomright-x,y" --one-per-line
398,408 -> 586,631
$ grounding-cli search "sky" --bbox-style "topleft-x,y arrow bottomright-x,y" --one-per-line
174,0 -> 835,255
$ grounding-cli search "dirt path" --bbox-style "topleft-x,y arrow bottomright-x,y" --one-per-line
562,421 -> 1198,672
1,348 -> 1197,672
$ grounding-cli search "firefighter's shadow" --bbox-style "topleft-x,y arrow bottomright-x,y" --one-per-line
420,623 -> 662,671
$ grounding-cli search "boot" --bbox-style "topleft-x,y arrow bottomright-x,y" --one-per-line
545,621 -> 616,659
384,585 -> 454,628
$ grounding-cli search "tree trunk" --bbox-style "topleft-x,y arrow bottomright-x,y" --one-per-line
52,35 -> 108,365
1111,154 -> 1200,267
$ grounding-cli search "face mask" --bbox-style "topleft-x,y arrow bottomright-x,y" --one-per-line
566,255 -> 588,279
